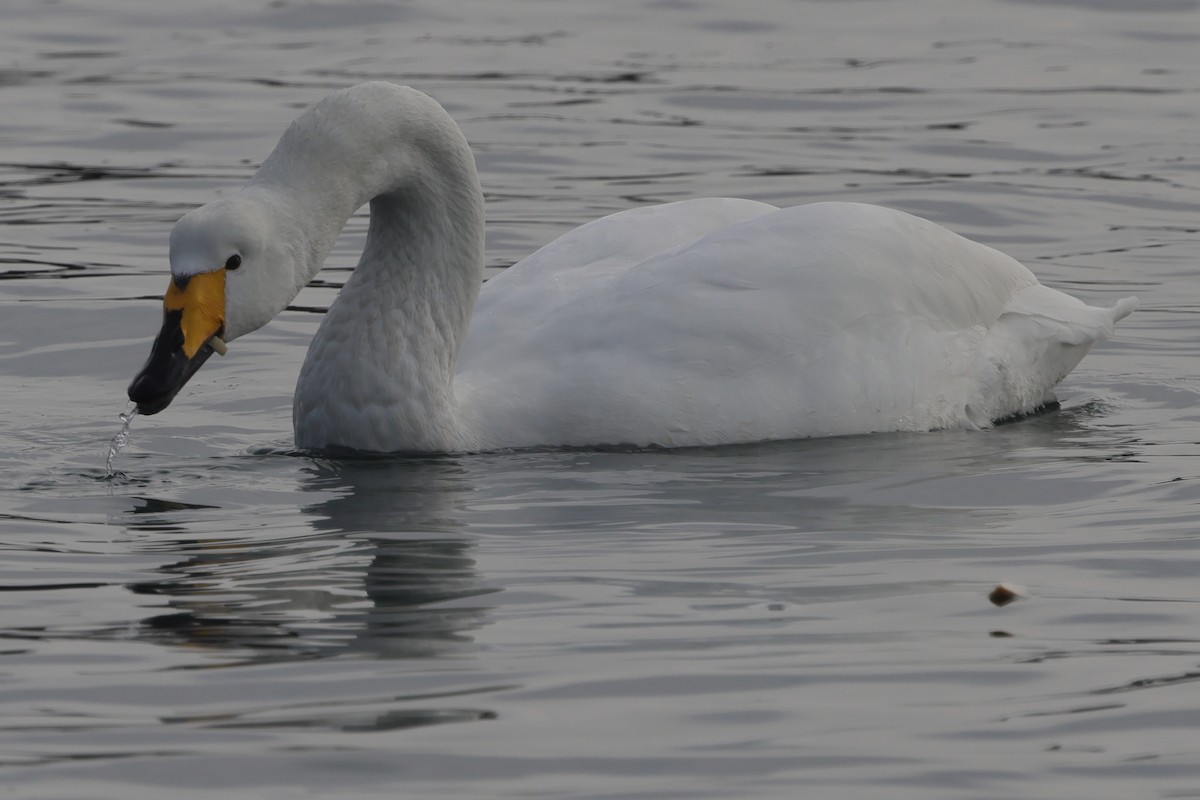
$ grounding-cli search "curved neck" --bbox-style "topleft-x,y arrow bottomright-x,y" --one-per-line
253,84 -> 486,304
273,84 -> 486,452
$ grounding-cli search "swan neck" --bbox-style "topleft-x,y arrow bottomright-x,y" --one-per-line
287,84 -> 486,452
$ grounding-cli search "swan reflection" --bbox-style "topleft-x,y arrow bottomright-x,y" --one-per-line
126,456 -> 497,661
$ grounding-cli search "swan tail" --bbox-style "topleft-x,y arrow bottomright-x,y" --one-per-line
963,287 -> 1136,426
1108,295 -> 1139,325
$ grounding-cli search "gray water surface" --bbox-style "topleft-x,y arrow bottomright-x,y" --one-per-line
1,0 -> 1197,797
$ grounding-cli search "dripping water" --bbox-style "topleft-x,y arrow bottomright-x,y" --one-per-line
105,403 -> 139,476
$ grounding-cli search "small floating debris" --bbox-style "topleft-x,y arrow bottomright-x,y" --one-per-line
105,403 -> 139,476
988,583 -> 1027,607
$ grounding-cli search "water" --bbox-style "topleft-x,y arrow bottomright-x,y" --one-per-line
1,0 -> 1198,797
105,404 -> 138,476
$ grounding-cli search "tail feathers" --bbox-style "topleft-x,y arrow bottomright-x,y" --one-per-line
964,288 -> 1136,426
1000,287 -> 1135,345
1109,296 -> 1138,324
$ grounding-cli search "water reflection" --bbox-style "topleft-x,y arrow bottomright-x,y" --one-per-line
125,456 -> 497,661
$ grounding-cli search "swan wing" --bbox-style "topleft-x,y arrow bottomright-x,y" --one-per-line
467,197 -> 777,324
457,201 -> 1132,448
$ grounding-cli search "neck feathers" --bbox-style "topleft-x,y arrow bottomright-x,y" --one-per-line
283,83 -> 486,452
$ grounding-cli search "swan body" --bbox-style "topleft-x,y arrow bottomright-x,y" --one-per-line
128,82 -> 1137,452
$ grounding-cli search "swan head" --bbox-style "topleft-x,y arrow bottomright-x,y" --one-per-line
127,192 -> 301,415
126,81 -> 485,421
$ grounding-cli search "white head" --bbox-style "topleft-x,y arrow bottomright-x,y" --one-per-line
168,189 -> 313,342
128,180 -> 336,415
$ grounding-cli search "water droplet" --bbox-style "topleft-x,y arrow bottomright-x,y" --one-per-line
105,403 -> 139,476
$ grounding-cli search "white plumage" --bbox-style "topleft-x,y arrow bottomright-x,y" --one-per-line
163,82 -> 1136,452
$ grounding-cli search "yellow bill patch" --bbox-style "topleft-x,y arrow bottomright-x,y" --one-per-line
164,268 -> 226,359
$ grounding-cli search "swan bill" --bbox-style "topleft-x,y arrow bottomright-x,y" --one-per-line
127,268 -> 227,416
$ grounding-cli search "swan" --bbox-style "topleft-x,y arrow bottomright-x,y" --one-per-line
127,81 -> 1137,453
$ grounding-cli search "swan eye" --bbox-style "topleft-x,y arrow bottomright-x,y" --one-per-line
225,254 -> 242,271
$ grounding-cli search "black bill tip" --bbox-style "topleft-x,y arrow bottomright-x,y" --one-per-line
127,309 -> 217,415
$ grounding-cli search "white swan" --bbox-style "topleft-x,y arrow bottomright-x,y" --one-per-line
127,82 -> 1137,453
